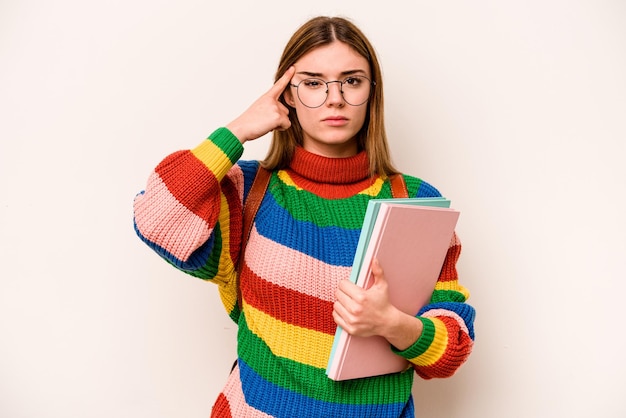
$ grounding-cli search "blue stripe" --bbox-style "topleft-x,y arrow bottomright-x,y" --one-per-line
415,180 -> 442,198
238,359 -> 407,418
419,302 -> 476,340
238,159 -> 261,199
254,193 -> 361,267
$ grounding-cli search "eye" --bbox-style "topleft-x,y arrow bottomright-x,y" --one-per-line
344,76 -> 365,88
302,78 -> 325,89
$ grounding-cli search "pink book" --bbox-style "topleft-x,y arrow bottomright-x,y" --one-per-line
326,201 -> 459,381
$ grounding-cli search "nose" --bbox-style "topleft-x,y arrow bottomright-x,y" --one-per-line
325,81 -> 345,106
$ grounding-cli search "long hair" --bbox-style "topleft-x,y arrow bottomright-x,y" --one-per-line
261,16 -> 399,177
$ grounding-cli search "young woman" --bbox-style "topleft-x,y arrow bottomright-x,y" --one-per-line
134,15 -> 475,418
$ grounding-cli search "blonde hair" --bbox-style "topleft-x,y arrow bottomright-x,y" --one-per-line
261,16 -> 399,177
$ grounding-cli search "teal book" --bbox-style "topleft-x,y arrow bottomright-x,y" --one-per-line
326,197 -> 458,380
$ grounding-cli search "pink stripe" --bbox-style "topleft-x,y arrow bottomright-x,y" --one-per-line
226,164 -> 245,203
222,365 -> 273,417
134,172 -> 212,261
245,226 -> 351,302
421,308 -> 469,335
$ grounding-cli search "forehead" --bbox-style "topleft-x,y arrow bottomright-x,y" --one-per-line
294,41 -> 370,77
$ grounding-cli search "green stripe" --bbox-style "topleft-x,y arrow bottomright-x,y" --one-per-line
269,175 -> 426,228
404,176 -> 422,197
229,305 -> 241,323
269,179 -> 393,229
266,173 -> 432,229
393,317 -> 435,359
237,315 -> 412,404
208,127 -> 244,164
431,289 -> 467,303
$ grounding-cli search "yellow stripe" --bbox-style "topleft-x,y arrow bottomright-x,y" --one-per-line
277,170 -> 300,190
243,300 -> 333,369
411,317 -> 448,366
434,280 -> 471,299
191,140 -> 233,178
218,285 -> 237,315
278,171 -> 386,197
214,193 -> 238,315
358,177 -> 385,196
216,192 -> 236,278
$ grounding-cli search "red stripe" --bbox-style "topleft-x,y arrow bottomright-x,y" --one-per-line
414,316 -> 473,379
155,150 -> 220,221
437,242 -> 461,283
240,264 -> 336,335
286,172 -> 377,199
210,393 -> 232,418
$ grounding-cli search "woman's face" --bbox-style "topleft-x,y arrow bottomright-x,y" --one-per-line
285,41 -> 371,158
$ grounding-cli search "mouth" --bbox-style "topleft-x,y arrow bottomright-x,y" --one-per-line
322,116 -> 349,126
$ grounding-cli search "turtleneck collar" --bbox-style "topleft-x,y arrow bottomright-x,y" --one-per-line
287,146 -> 371,185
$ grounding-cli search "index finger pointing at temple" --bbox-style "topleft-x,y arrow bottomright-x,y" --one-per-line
268,66 -> 296,98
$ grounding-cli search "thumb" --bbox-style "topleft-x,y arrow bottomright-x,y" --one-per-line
371,258 -> 387,287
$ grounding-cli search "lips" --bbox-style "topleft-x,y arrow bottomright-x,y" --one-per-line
323,116 -> 348,126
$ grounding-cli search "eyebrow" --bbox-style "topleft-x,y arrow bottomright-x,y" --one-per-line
296,69 -> 368,78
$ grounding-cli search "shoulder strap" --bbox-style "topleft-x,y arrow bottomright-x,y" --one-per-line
237,165 -> 271,308
389,173 -> 409,198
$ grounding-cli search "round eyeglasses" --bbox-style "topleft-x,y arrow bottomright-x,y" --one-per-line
289,75 -> 375,108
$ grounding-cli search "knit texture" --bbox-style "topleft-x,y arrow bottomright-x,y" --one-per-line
133,127 -> 476,417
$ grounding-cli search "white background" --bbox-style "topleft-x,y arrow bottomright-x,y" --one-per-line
1,1 -> 625,417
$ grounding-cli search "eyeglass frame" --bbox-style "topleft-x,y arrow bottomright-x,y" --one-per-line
288,75 -> 376,108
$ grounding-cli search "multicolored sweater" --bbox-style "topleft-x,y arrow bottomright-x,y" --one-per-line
133,127 -> 475,417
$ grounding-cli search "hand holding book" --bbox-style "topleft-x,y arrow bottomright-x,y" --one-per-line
333,258 -> 424,351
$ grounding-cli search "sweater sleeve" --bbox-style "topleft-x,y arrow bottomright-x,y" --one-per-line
392,232 -> 476,379
133,127 -> 248,287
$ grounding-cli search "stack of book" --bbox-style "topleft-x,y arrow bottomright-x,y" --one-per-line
326,197 -> 460,381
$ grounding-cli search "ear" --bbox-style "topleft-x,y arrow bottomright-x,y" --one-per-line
283,88 -> 297,108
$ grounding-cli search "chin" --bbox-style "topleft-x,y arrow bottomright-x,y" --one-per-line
321,132 -> 358,145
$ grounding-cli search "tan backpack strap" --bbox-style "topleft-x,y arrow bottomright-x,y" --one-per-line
389,173 -> 409,198
237,166 -> 271,308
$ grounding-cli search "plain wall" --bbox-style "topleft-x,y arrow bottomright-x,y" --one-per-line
1,1 -> 625,417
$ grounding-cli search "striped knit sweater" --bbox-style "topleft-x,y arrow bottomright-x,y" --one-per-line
133,127 -> 475,417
